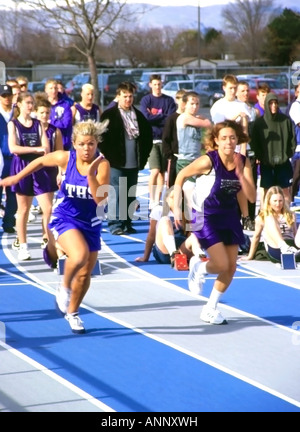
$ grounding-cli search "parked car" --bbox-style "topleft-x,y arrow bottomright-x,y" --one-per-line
245,78 -> 290,105
27,81 -> 45,93
161,80 -> 195,101
139,71 -> 190,88
98,72 -> 135,105
236,74 -> 260,81
190,73 -> 215,81
194,79 -> 224,107
69,73 -> 92,101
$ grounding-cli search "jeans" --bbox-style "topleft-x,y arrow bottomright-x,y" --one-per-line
0,157 -> 17,230
107,167 -> 139,233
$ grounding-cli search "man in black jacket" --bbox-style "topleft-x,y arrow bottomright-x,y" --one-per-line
100,82 -> 153,235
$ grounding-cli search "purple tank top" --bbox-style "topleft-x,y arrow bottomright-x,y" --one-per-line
74,103 -> 100,123
193,150 -> 245,218
12,117 -> 42,162
52,150 -> 103,226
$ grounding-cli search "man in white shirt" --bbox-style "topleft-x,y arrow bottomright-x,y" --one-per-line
210,74 -> 249,125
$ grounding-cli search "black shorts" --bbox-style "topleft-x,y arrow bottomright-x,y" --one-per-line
260,160 -> 293,189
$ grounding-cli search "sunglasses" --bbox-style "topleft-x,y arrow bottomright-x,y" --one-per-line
19,83 -> 27,87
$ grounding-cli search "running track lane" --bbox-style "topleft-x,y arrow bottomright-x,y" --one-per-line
0,258 -> 299,412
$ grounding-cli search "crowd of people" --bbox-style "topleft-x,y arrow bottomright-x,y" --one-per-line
0,72 -> 300,333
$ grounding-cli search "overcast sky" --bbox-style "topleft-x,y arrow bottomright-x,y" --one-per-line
127,0 -> 230,6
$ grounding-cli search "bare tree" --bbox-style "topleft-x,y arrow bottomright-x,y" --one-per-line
13,0 -> 148,104
222,0 -> 276,65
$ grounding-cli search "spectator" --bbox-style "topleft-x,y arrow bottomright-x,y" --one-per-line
176,91 -> 211,173
0,84 -> 17,234
6,79 -> 21,107
44,79 -> 73,150
7,92 -> 50,261
254,82 -> 270,117
71,83 -> 101,124
100,81 -> 153,235
34,94 -> 64,248
135,188 -> 206,269
241,186 -> 300,262
105,81 -> 137,111
140,74 -> 176,211
236,80 -> 259,228
56,79 -> 74,108
210,74 -> 249,127
176,91 -> 211,219
16,76 -> 29,93
162,89 -> 187,187
251,92 -> 295,206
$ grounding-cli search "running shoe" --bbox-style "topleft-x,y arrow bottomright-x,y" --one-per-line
12,237 -> 20,251
242,216 -> 255,231
200,305 -> 227,325
65,313 -> 85,334
28,212 -> 37,223
55,285 -> 71,315
188,256 -> 205,295
18,246 -> 31,261
40,238 -> 48,249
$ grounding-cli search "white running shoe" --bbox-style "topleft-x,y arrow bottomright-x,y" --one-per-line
18,245 -> 31,261
200,305 -> 227,325
188,256 -> 205,295
12,237 -> 20,251
40,238 -> 48,249
28,212 -> 36,223
65,313 -> 85,334
55,285 -> 71,315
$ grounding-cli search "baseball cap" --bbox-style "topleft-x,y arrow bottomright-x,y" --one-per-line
0,84 -> 13,97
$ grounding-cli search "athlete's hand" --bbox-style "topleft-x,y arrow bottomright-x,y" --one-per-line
87,155 -> 105,176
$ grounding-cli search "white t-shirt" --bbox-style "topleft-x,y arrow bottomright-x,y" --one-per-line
210,98 -> 249,123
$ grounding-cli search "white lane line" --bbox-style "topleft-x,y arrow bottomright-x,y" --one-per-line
0,340 -> 115,412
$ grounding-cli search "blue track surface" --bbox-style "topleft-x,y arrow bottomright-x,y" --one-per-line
1,220 -> 300,412
1,275 -> 299,412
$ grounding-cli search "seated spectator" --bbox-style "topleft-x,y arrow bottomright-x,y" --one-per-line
135,189 -> 206,270
241,186 -> 300,262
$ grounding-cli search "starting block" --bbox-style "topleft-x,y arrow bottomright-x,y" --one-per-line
281,253 -> 297,270
57,256 -> 102,276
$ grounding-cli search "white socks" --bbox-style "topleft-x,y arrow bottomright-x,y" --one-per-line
163,234 -> 177,256
206,288 -> 223,310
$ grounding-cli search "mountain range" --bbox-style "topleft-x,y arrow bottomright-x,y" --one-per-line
130,1 -> 300,31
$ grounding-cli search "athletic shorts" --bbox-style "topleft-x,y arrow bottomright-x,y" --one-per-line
192,210 -> 244,250
148,141 -> 164,171
260,160 -> 293,189
266,240 -> 300,263
48,216 -> 102,252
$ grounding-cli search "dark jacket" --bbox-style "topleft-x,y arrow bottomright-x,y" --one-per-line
250,92 -> 296,166
100,105 -> 153,170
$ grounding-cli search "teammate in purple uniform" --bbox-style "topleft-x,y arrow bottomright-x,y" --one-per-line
174,120 -> 256,325
34,95 -> 63,248
7,92 -> 50,261
0,120 -> 110,334
45,79 -> 73,150
71,83 -> 101,124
